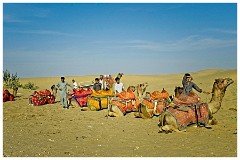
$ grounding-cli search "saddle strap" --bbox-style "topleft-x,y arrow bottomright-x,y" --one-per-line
153,100 -> 158,114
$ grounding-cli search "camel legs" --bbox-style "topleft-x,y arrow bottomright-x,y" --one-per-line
159,125 -> 182,133
158,112 -> 183,133
208,118 -> 218,125
108,105 -> 124,117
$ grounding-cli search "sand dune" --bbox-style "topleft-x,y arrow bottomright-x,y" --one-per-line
3,69 -> 237,157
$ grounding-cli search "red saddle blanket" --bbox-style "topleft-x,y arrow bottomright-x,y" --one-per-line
73,88 -> 92,107
3,89 -> 14,102
174,92 -> 201,106
166,103 -> 209,130
112,90 -> 140,114
150,89 -> 169,101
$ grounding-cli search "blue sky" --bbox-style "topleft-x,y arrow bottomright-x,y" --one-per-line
3,3 -> 237,78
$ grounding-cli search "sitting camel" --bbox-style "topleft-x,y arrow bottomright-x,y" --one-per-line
108,86 -> 140,117
134,88 -> 172,119
158,78 -> 234,133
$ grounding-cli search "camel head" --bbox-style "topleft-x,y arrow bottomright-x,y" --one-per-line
211,78 -> 234,100
209,78 -> 234,114
127,86 -> 136,92
143,82 -> 148,87
174,86 -> 183,98
117,73 -> 124,78
213,78 -> 234,91
136,82 -> 149,99
137,82 -> 149,91
144,92 -> 151,100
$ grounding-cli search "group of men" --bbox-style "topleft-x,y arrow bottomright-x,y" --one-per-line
54,74 -> 125,109
54,72 -> 203,109
93,74 -> 124,94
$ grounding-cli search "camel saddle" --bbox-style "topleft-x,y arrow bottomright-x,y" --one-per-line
165,103 -> 209,131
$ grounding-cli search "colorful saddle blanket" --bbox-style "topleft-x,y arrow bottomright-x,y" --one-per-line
111,90 -> 140,114
166,103 -> 209,130
73,88 -> 92,107
87,89 -> 114,110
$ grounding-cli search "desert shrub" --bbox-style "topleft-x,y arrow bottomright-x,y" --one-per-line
3,69 -> 22,89
22,82 -> 39,90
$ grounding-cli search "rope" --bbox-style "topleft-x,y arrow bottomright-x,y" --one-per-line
74,94 -> 91,98
91,95 -> 114,99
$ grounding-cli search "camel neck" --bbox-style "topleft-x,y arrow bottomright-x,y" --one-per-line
210,86 -> 226,103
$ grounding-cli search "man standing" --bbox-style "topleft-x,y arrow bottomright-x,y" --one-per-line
114,77 -> 125,94
72,79 -> 78,90
55,77 -> 73,109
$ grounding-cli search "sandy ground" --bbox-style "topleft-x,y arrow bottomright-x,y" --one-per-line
3,69 -> 237,157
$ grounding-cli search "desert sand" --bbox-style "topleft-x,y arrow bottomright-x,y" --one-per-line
3,69 -> 237,157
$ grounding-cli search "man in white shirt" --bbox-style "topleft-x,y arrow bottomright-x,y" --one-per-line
114,77 -> 125,94
72,79 -> 78,90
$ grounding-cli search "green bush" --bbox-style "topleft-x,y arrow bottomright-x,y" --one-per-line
22,82 -> 39,90
3,69 -> 22,89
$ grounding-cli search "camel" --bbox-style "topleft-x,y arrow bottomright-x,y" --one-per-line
136,82 -> 149,100
158,78 -> 234,133
104,75 -> 115,90
108,86 -> 139,117
134,88 -> 172,119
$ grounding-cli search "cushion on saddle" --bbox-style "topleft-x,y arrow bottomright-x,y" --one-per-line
166,103 -> 209,130
111,90 -> 140,114
141,99 -> 166,116
150,89 -> 169,101
116,90 -> 135,100
174,92 -> 201,106
111,99 -> 140,114
85,89 -> 114,110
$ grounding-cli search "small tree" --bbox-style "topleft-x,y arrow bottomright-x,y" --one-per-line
3,69 -> 22,89
3,69 -> 11,86
10,72 -> 21,88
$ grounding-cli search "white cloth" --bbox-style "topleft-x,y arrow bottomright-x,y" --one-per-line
114,82 -> 124,94
99,79 -> 107,90
99,79 -> 104,90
